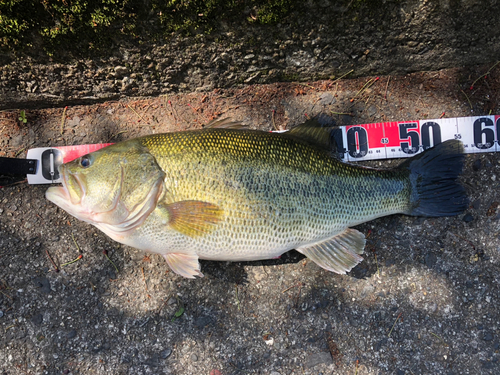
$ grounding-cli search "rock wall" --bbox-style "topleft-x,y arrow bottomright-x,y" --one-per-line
1,0 -> 498,109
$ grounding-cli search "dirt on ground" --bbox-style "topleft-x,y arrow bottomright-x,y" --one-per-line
1,64 -> 500,375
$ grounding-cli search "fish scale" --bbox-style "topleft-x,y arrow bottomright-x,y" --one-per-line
133,129 -> 410,257
46,120 -> 467,278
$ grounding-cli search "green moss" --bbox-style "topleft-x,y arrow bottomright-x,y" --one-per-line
280,72 -> 300,82
251,0 -> 295,24
0,0 -> 300,58
0,0 -> 403,60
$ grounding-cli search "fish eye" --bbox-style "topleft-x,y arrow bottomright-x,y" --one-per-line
80,155 -> 91,168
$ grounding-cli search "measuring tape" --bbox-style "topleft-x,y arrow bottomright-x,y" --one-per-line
335,115 -> 500,162
6,115 -> 498,185
25,143 -> 113,184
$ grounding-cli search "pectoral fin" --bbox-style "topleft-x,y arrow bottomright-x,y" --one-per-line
162,253 -> 204,279
297,228 -> 365,274
158,200 -> 223,238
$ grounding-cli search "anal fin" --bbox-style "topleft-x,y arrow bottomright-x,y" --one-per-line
162,253 -> 204,279
297,228 -> 365,275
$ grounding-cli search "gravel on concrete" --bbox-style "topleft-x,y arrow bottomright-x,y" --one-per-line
1,65 -> 500,374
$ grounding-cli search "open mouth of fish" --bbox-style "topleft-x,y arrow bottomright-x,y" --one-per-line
46,164 -> 160,233
45,166 -> 91,220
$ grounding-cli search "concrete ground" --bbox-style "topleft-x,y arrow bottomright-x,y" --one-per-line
1,65 -> 500,374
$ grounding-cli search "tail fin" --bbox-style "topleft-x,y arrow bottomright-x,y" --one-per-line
399,140 -> 468,217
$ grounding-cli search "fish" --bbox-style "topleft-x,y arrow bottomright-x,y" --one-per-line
46,117 -> 468,278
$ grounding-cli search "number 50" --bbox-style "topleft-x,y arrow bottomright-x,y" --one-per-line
399,122 -> 442,154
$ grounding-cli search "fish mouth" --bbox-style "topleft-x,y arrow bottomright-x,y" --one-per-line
65,170 -> 86,205
46,165 -> 85,214
46,163 -> 127,225
45,185 -> 69,206
46,161 -> 162,234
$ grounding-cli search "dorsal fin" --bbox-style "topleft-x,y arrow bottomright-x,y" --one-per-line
287,114 -> 343,155
204,118 -> 248,129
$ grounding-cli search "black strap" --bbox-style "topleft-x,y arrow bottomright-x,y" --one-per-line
0,157 -> 37,176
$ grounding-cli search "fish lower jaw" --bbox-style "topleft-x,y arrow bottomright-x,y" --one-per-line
46,185 -> 69,203
46,186 -> 98,224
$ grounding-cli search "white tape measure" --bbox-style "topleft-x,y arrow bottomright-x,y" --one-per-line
335,115 -> 500,162
26,143 -> 113,184
24,115 -> 498,184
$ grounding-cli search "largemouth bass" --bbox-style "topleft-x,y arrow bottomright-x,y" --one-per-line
46,118 -> 468,278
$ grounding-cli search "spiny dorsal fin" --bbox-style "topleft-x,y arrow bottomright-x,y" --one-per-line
204,118 -> 247,129
162,253 -> 204,278
158,200 -> 223,238
296,228 -> 365,274
287,114 -> 342,154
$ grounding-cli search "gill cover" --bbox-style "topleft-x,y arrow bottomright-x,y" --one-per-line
47,140 -> 165,235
